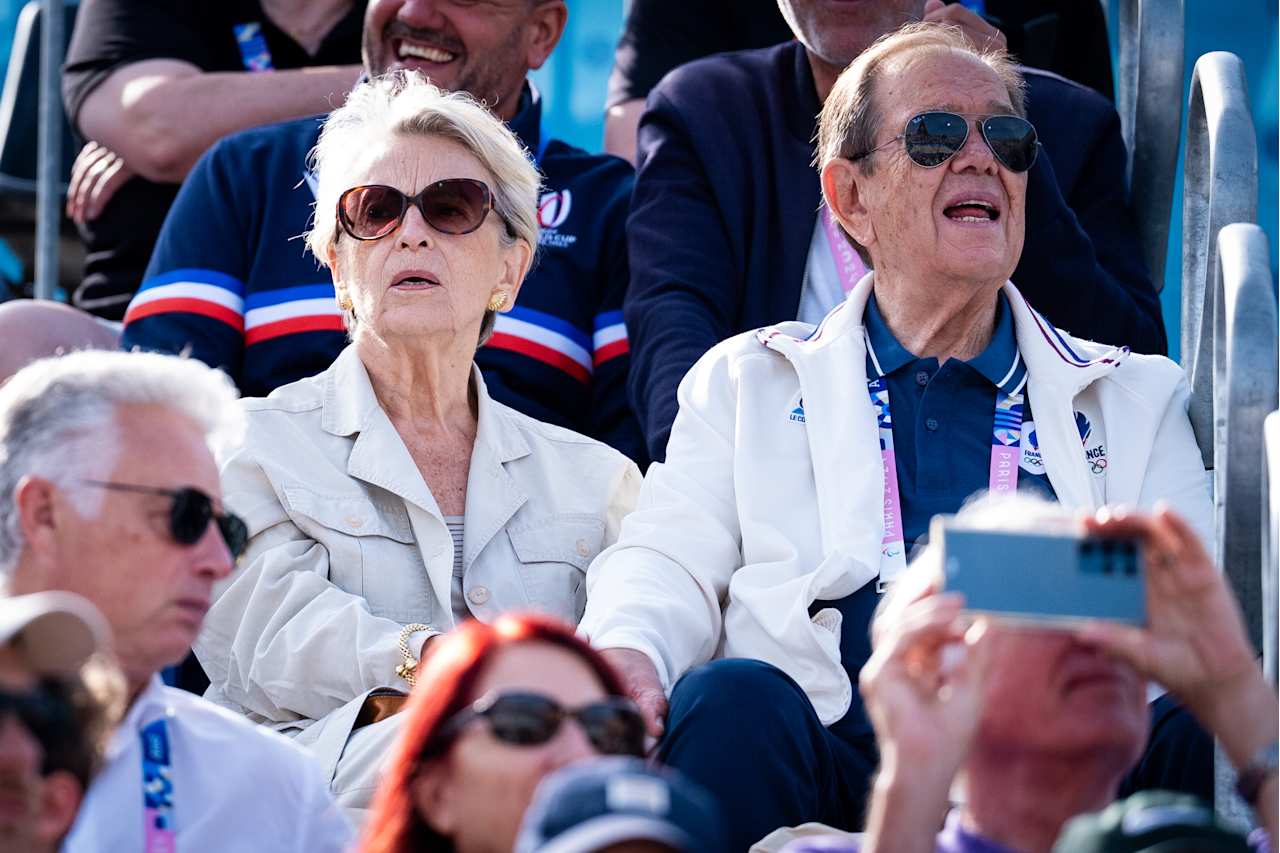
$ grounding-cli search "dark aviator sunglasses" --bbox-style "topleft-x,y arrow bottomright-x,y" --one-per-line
81,481 -> 248,559
337,178 -> 499,242
436,691 -> 647,758
852,111 -> 1041,173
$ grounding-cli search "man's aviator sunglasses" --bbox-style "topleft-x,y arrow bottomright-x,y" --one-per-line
435,691 -> 647,758
81,481 -> 248,559
338,178 -> 498,241
852,111 -> 1040,173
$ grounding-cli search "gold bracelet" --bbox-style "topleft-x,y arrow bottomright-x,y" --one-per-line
395,623 -> 432,687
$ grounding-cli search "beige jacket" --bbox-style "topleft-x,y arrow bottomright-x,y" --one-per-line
194,345 -> 640,800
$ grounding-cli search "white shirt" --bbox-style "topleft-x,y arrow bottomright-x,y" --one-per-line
797,209 -> 868,325
63,676 -> 353,852
797,214 -> 844,325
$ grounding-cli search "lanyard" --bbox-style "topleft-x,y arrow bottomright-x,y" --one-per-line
233,23 -> 275,72
867,357 -> 1024,590
821,206 -> 867,296
141,718 -> 176,852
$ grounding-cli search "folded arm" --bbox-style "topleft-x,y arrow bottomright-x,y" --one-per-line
75,59 -> 359,184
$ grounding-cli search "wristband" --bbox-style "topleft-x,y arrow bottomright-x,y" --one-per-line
1235,741 -> 1279,807
395,623 -> 431,687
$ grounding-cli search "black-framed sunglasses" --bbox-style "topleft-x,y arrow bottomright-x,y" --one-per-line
852,111 -> 1040,173
437,691 -> 646,757
81,481 -> 248,559
337,178 -> 497,241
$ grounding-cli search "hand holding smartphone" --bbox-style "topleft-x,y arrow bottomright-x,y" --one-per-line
934,516 -> 1146,627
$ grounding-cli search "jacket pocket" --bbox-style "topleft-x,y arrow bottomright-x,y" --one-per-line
506,514 -> 604,624
282,488 -> 433,624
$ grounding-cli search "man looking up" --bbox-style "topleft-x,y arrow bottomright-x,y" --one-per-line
119,0 -> 646,463
788,498 -> 1278,853
624,0 -> 1164,462
0,351 -> 353,851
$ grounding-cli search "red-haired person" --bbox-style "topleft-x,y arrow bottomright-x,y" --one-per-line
360,614 -> 647,853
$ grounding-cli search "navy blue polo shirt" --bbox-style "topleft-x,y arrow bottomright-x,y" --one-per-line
815,291 -> 1056,742
864,290 -> 1057,555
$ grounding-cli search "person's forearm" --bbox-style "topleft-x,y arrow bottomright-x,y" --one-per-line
862,765 -> 953,853
80,64 -> 362,183
1192,669 -> 1278,843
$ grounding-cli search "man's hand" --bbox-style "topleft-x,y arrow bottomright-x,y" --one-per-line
1077,505 -> 1261,724
861,589 -> 993,780
600,647 -> 667,738
66,142 -> 135,225
859,585 -> 994,853
922,0 -> 1008,54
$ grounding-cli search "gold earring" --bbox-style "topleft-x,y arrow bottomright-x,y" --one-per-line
338,295 -> 353,311
486,293 -> 508,312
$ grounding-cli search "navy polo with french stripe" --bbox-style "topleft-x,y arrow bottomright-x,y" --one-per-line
863,289 -> 1057,553
812,290 -> 1056,743
121,85 -> 647,464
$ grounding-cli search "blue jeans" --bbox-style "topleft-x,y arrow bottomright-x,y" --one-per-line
658,658 -> 878,852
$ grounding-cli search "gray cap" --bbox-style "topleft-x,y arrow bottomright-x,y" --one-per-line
0,592 -> 109,677
515,757 -> 728,853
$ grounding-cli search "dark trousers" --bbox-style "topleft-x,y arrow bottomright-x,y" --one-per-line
658,658 -> 878,853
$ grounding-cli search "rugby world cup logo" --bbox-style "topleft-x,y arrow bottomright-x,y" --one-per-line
537,189 -> 572,229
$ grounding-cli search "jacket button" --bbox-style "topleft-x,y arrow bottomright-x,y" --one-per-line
576,539 -> 591,557
467,586 -> 490,605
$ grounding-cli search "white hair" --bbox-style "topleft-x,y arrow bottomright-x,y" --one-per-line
305,71 -> 542,342
0,351 -> 244,573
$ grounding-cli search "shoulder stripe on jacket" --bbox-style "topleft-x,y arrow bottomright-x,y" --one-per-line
123,269 -> 246,331
488,307 -> 593,383
244,283 -> 344,345
592,311 -> 629,366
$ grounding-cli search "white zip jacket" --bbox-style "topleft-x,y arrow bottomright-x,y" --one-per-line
580,275 -> 1212,726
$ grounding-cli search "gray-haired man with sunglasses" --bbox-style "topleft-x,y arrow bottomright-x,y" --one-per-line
0,351 -> 352,851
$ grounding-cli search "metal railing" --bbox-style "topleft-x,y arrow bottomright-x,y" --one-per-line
1264,410 -> 1279,689
1116,0 -> 1185,288
1203,223 -> 1275,829
1181,51 -> 1258,473
34,0 -> 65,300
1208,223 -> 1277,652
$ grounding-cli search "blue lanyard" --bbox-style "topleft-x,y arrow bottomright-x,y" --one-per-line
140,718 -> 176,851
866,347 -> 1024,589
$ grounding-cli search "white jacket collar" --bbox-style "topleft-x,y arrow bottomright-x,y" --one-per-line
758,273 -> 1130,395
753,272 -> 1130,556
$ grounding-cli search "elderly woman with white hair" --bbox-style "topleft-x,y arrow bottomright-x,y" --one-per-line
195,72 -> 640,816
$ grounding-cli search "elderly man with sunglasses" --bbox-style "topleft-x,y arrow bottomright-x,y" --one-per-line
580,26 -> 1211,851
625,0 -> 1164,466
0,351 -> 352,851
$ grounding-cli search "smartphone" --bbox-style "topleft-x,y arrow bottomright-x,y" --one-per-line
935,518 -> 1146,627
